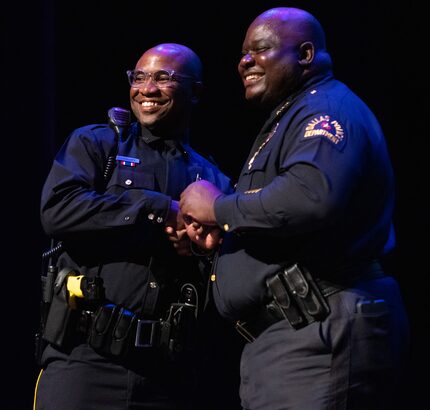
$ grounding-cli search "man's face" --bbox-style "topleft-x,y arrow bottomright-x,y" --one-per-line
129,51 -> 195,135
238,21 -> 302,109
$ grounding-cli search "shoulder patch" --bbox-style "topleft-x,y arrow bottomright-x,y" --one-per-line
303,115 -> 346,150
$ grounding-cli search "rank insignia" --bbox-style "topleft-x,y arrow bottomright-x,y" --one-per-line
116,155 -> 140,167
303,115 -> 345,150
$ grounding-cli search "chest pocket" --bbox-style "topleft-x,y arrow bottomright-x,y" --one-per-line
244,149 -> 271,174
239,149 -> 271,191
105,166 -> 155,191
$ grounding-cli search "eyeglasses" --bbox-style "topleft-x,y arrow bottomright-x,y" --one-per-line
126,69 -> 196,88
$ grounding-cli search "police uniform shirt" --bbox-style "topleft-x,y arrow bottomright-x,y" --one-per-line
41,122 -> 232,317
212,74 -> 395,321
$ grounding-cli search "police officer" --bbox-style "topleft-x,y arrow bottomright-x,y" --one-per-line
180,8 -> 410,410
35,43 -> 232,409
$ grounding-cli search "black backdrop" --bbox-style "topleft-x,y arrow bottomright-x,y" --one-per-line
3,1 -> 426,408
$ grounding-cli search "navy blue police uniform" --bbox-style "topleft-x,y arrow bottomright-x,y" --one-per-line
36,121 -> 232,409
212,74 -> 410,409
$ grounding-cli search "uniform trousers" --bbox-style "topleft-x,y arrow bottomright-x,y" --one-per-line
35,343 -> 197,410
239,275 -> 409,410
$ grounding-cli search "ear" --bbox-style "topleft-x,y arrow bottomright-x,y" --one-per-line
191,81 -> 203,104
298,42 -> 315,67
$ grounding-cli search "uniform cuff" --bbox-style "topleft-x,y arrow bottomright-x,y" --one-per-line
214,193 -> 238,232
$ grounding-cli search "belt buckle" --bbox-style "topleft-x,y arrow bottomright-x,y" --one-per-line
235,320 -> 255,343
135,319 -> 160,347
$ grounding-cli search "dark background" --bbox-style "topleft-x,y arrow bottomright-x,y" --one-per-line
3,1 -> 426,408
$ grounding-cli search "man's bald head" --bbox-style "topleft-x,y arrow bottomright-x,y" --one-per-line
139,43 -> 203,81
251,8 -> 327,53
238,7 -> 332,109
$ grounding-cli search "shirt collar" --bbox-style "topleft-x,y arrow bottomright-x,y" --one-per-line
268,73 -> 334,123
133,123 -> 188,158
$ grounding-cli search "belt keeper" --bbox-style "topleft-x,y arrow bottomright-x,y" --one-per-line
135,319 -> 161,348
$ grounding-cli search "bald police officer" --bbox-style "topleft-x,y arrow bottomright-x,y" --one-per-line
180,8 -> 409,410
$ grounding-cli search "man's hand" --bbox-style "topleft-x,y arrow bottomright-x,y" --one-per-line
184,219 -> 223,251
179,180 -> 224,226
164,200 -> 192,256
164,225 -> 192,256
165,200 -> 185,230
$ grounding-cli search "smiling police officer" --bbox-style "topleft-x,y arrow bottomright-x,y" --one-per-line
34,43 -> 233,410
180,8 -> 410,410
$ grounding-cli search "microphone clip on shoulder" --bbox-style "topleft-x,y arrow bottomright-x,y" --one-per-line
104,107 -> 131,182
108,107 -> 131,142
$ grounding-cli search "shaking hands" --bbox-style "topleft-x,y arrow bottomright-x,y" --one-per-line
165,180 -> 225,255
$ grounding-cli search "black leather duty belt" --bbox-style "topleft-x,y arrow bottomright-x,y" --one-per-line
77,301 -> 197,359
75,304 -> 167,356
235,264 -> 343,343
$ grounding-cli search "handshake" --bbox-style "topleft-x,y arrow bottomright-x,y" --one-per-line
164,180 -> 225,256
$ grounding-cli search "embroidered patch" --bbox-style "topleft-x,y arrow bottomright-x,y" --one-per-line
303,115 -> 345,149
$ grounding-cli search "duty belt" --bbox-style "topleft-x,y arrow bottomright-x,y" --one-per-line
235,263 -> 348,343
77,301 -> 197,360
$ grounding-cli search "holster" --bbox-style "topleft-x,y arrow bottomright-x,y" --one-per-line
266,264 -> 331,329
42,268 -> 80,347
